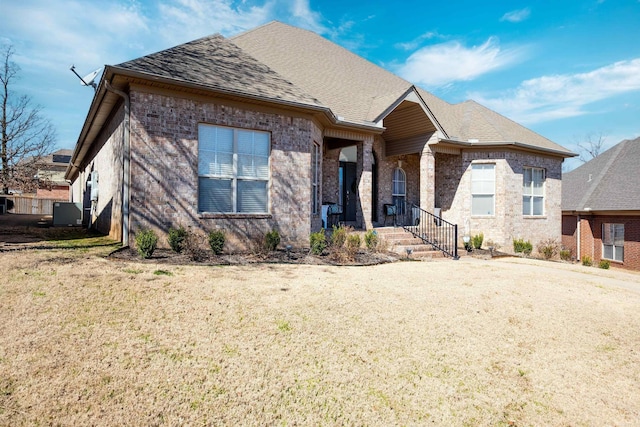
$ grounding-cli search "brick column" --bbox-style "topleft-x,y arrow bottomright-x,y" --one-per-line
419,135 -> 437,212
359,136 -> 374,229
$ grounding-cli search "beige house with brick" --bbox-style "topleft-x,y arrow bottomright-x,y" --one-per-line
66,21 -> 574,254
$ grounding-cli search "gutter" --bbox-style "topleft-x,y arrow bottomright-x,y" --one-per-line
438,138 -> 577,158
104,81 -> 131,247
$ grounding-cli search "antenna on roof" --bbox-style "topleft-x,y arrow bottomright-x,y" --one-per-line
70,65 -> 102,92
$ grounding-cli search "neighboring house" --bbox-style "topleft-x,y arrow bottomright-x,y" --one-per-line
66,21 -> 574,252
562,137 -> 640,270
35,149 -> 73,199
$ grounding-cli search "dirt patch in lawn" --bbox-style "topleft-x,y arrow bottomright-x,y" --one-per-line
2,234 -> 640,425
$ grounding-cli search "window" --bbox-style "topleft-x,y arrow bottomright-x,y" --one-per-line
311,142 -> 320,214
603,223 -> 624,262
471,164 -> 495,216
198,124 -> 270,214
392,167 -> 406,214
523,167 -> 545,216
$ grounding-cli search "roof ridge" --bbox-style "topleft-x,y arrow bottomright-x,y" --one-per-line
575,141 -> 626,210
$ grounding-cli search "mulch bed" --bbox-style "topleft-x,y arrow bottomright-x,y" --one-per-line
108,246 -> 401,266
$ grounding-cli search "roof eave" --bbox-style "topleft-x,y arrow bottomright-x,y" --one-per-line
437,139 -> 577,158
66,65 -> 385,181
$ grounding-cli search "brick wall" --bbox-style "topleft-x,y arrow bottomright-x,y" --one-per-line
578,215 -> 640,270
128,89 -> 318,251
73,104 -> 125,240
561,214 -> 578,258
36,186 -> 69,200
436,150 -> 563,252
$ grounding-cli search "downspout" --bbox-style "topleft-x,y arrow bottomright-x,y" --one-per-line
105,81 -> 131,246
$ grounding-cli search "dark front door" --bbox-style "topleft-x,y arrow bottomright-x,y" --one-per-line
340,162 -> 357,222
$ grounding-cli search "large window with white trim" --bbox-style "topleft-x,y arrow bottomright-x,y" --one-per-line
471,163 -> 495,216
603,223 -> 624,262
523,167 -> 545,216
198,124 -> 270,214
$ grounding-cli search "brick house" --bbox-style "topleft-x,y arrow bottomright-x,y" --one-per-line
35,149 -> 73,200
66,21 -> 574,253
562,137 -> 640,270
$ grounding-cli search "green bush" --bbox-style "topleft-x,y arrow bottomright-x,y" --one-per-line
264,229 -> 281,252
537,238 -> 559,260
330,224 -> 347,248
581,255 -> 593,266
472,233 -> 484,249
208,230 -> 225,255
559,249 -> 572,261
309,230 -> 327,255
364,230 -> 379,251
168,226 -> 188,253
345,234 -> 361,259
513,238 -> 533,255
599,259 -> 610,269
135,229 -> 158,259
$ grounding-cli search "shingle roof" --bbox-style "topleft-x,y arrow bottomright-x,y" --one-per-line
562,137 -> 640,211
232,21 -> 412,125
232,22 -> 573,156
115,33 -> 322,108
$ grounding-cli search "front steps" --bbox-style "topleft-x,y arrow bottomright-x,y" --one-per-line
374,226 -> 445,259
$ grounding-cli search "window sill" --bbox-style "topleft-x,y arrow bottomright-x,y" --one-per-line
523,215 -> 547,219
198,213 -> 272,219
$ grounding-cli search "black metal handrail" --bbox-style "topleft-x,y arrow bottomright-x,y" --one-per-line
397,203 -> 459,260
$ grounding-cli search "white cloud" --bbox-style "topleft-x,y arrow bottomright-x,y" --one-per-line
470,58 -> 640,124
394,31 -> 439,51
396,37 -> 524,87
500,8 -> 531,23
156,0 -> 274,45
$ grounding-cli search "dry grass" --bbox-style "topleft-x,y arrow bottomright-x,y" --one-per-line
1,232 -> 640,425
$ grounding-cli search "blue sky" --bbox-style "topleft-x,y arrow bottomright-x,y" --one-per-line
2,0 -> 640,171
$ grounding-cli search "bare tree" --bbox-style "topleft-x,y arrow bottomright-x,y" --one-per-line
1,44 -> 56,194
575,131 -> 606,163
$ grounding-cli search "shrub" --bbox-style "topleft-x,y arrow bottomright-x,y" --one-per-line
309,230 -> 327,255
581,255 -> 593,266
472,233 -> 484,250
183,230 -> 207,261
537,238 -> 559,260
345,234 -> 361,260
513,238 -> 533,255
135,229 -> 158,259
559,249 -> 572,261
168,226 -> 188,253
208,230 -> 225,255
330,224 -> 347,248
364,230 -> 379,251
599,259 -> 610,269
264,229 -> 281,252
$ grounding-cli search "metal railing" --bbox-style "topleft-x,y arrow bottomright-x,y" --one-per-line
397,203 -> 459,260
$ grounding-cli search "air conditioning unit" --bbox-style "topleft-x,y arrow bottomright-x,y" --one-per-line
53,202 -> 82,226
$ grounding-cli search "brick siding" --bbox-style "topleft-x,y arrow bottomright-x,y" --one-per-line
128,89 -> 318,251
573,215 -> 640,271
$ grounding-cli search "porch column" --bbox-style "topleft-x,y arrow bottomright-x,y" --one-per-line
419,134 -> 437,212
359,136 -> 374,229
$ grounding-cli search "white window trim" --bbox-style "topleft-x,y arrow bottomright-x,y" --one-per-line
523,166 -> 545,216
602,223 -> 624,262
471,163 -> 495,216
198,124 -> 270,214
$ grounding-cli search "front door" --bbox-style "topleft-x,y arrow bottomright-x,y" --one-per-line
340,162 -> 357,222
